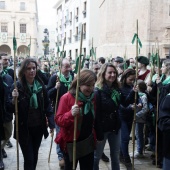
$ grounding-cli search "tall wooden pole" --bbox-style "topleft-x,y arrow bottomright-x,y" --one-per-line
29,36 -> 31,57
13,21 -> 19,170
48,38 -> 66,163
132,20 -> 139,170
73,25 -> 83,170
156,47 -> 160,167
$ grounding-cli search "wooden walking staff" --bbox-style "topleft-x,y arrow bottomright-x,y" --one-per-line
156,48 -> 160,168
73,25 -> 84,170
132,20 -> 139,170
13,21 -> 19,170
28,36 -> 31,57
48,37 -> 66,163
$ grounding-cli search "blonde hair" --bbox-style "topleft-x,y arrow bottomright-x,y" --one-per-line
95,63 -> 120,89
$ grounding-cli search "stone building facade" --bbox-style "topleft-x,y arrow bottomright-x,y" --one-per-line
0,0 -> 39,57
97,0 -> 170,59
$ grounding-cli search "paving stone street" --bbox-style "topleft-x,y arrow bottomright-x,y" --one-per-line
2,130 -> 159,170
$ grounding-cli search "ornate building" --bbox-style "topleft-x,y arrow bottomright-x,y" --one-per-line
0,0 -> 39,57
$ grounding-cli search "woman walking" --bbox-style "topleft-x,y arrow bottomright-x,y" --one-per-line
55,69 -> 103,170
10,58 -> 55,170
93,63 -> 136,170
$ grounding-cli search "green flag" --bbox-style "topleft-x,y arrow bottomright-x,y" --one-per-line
28,44 -> 31,50
74,55 -> 84,74
131,33 -> 142,54
13,37 -> 17,51
90,47 -> 96,60
57,46 -> 60,53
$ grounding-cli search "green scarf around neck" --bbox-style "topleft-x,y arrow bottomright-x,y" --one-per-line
96,86 -> 121,106
162,75 -> 170,85
110,89 -> 121,106
78,92 -> 95,117
27,80 -> 42,109
1,67 -> 9,76
57,72 -> 72,89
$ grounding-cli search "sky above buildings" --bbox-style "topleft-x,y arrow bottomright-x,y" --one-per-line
37,0 -> 56,25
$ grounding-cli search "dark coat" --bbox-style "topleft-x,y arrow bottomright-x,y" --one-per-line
95,86 -> 121,139
47,73 -> 73,110
0,76 -> 5,141
9,80 -> 55,144
119,84 -> 136,121
2,74 -> 14,122
158,94 -> 170,158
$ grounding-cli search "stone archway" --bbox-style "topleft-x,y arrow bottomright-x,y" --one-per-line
0,44 -> 11,55
17,45 -> 29,58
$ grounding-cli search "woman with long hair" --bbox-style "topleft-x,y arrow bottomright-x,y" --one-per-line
93,63 -> 136,170
119,69 -> 136,168
10,58 -> 55,170
55,69 -> 102,170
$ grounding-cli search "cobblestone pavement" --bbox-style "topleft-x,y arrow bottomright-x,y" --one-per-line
3,132 -> 159,170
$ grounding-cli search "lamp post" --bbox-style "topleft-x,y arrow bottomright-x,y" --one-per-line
42,28 -> 50,60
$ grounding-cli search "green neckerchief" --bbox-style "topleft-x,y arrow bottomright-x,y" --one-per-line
78,92 -> 95,117
57,72 -> 72,90
152,74 -> 158,82
162,75 -> 170,85
138,92 -> 146,97
97,86 -> 121,106
27,80 -> 42,109
1,67 -> 9,76
0,74 -> 8,87
110,89 -> 121,106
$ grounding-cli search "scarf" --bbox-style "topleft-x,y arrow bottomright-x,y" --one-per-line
162,75 -> 170,85
78,92 -> 95,117
97,85 -> 121,106
27,80 -> 42,109
1,67 -> 9,76
57,72 -> 72,89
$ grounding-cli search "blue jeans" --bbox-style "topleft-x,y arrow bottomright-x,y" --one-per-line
135,123 -> 144,154
94,130 -> 121,170
120,119 -> 133,158
163,157 -> 170,170
55,124 -> 64,161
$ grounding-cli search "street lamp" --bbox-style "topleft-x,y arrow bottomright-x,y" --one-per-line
42,28 -> 50,60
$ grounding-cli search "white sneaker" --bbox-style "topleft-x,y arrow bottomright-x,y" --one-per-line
133,152 -> 144,159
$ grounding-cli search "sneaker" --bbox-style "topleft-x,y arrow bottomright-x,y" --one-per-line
135,152 -> 144,158
1,149 -> 7,158
131,152 -> 144,159
0,160 -> 4,170
6,140 -> 13,148
59,158 -> 65,169
101,153 -> 110,162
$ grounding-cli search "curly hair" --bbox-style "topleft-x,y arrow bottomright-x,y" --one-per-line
95,63 -> 120,89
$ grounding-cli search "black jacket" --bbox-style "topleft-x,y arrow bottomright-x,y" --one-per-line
119,84 -> 136,121
158,94 -> 170,158
95,86 -> 121,139
47,74 -> 73,110
0,76 -> 5,141
1,74 -> 13,123
9,80 -> 55,143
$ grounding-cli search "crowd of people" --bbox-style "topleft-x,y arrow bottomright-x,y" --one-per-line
0,53 -> 170,170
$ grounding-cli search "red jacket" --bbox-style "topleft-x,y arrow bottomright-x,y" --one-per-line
54,92 -> 97,152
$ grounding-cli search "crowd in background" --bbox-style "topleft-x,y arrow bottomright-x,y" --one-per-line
0,53 -> 170,170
